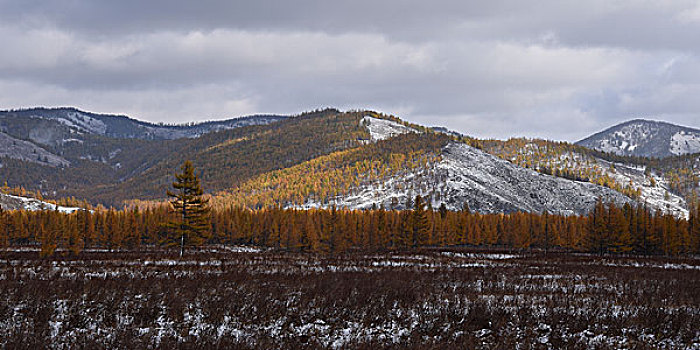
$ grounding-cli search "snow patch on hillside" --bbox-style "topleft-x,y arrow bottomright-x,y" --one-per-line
605,162 -> 688,218
0,132 -> 70,167
362,116 -> 416,141
593,125 -> 652,155
43,111 -> 108,135
433,143 -> 633,214
640,177 -> 688,218
670,131 -> 700,155
596,139 -> 619,154
0,194 -> 82,213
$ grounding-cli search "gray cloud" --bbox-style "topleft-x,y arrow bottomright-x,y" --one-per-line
0,0 -> 699,140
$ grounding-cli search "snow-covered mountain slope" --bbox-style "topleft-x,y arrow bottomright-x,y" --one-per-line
670,131 -> 700,155
362,116 -> 417,141
0,107 -> 287,143
52,110 -> 108,134
484,139 -> 691,218
299,142 -> 633,215
0,193 -> 82,213
577,119 -> 700,158
550,152 -> 688,218
0,132 -> 70,167
581,158 -> 688,218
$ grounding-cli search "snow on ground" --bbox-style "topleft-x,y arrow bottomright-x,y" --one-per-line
362,116 -> 417,141
207,245 -> 263,253
597,139 -> 619,154
597,260 -> 700,270
670,131 -> 700,155
61,138 -> 83,144
1,251 -> 697,349
0,194 -> 83,213
638,174 -> 688,218
441,252 -> 518,260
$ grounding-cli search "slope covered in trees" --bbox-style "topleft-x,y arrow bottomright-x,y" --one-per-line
0,109 -> 371,205
477,137 -> 698,215
210,132 -> 449,209
84,109 -> 371,204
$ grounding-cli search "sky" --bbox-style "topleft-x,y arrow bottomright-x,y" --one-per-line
1,0 -> 700,141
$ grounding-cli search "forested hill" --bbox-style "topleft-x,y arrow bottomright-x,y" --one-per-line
0,107 -> 697,217
475,137 -> 698,218
0,109 -> 371,205
577,119 -> 700,158
85,109 -> 371,204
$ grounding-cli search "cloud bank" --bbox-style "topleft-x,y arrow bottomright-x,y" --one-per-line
1,0 -> 699,140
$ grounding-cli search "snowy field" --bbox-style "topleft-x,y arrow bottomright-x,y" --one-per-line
0,248 -> 698,349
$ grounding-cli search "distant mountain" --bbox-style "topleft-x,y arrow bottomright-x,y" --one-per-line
0,107 -> 287,144
0,107 -> 287,168
577,119 -> 700,158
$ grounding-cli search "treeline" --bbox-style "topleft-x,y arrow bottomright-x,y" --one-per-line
1,198 -> 698,257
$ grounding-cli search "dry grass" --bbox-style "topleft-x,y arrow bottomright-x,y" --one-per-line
0,248 -> 698,349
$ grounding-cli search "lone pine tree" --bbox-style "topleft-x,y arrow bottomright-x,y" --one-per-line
165,160 -> 211,256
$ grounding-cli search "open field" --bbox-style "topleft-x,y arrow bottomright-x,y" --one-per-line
1,248 -> 699,349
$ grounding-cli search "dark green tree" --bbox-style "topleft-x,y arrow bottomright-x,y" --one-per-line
412,195 -> 430,247
587,198 -> 609,256
165,160 -> 211,256
438,203 -> 448,220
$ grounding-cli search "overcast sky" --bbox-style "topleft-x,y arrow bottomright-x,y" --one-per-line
1,0 -> 699,141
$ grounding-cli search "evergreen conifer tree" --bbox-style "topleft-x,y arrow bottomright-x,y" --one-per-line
165,160 -> 211,256
412,195 -> 430,247
587,198 -> 609,255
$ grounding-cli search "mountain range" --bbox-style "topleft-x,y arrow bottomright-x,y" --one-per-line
0,107 -> 286,142
0,107 -> 698,217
